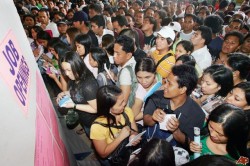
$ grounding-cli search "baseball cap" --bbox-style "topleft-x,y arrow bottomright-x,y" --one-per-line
168,22 -> 181,33
72,11 -> 88,22
157,26 -> 176,41
56,19 -> 69,26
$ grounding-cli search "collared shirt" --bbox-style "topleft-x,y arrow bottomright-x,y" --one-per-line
118,56 -> 136,85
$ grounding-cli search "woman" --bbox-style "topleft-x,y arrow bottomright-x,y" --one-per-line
56,51 -> 98,136
190,103 -> 249,162
90,85 -> 140,166
192,65 -> 233,115
65,27 -> 81,48
74,34 -> 98,78
89,47 -> 116,87
132,57 -> 162,124
23,14 -> 36,28
226,82 -> 250,111
174,40 -> 194,59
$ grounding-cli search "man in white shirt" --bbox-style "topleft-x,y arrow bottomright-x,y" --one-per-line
190,25 -> 212,70
180,14 -> 196,41
90,15 -> 114,46
113,35 -> 137,107
37,8 -> 60,37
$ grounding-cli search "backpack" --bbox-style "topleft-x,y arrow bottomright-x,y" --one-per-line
117,65 -> 138,108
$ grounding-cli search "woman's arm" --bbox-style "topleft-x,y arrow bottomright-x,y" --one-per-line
92,126 -> 130,158
131,98 -> 143,121
75,99 -> 97,113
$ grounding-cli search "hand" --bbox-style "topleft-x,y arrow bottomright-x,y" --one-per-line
129,134 -> 141,146
33,48 -> 40,57
143,44 -> 151,56
118,126 -> 130,141
47,72 -> 57,79
166,117 -> 179,132
62,101 -> 74,108
152,108 -> 165,122
189,141 -> 202,153
56,91 -> 69,103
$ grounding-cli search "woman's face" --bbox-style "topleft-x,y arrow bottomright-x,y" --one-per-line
31,29 -> 37,39
226,88 -> 249,110
110,93 -> 126,115
24,16 -> 35,27
201,74 -> 221,95
75,42 -> 85,56
37,39 -> 48,48
89,53 -> 98,67
175,44 -> 189,59
186,5 -> 194,14
136,71 -> 155,89
61,62 -> 75,80
208,121 -> 228,144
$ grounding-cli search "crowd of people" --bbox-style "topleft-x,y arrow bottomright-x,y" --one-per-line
15,0 -> 250,165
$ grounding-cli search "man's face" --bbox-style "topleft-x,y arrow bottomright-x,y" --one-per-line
91,22 -> 101,35
183,16 -> 194,32
145,8 -> 154,17
222,35 -> 240,54
141,18 -> 152,31
190,30 -> 205,46
135,12 -> 144,26
89,9 -> 97,19
57,24 -> 68,34
73,21 -> 82,30
38,11 -> 49,24
163,72 -> 184,98
112,21 -> 123,34
126,16 -> 135,28
113,43 -> 130,67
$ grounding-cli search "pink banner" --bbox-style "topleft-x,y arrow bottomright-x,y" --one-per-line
0,30 -> 30,114
35,71 -> 69,166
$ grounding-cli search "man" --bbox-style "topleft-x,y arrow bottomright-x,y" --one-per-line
112,15 -> 128,35
37,8 -> 60,37
56,19 -> 68,45
143,64 -> 205,148
216,31 -> 244,64
151,26 -> 176,78
134,10 -> 144,29
180,14 -> 196,41
113,35 -> 137,107
72,11 -> 99,47
90,15 -> 114,46
132,0 -> 143,12
88,3 -> 102,19
141,16 -> 157,48
190,25 -> 212,70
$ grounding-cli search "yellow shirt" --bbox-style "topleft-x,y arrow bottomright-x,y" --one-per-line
90,107 -> 134,144
151,50 -> 176,78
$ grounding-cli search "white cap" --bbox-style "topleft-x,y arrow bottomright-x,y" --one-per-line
168,22 -> 182,33
157,26 -> 176,41
234,11 -> 246,20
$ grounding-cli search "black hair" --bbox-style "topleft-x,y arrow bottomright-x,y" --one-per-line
183,155 -> 236,166
47,37 -> 62,49
204,15 -> 224,34
144,16 -> 157,32
74,34 -> 92,57
176,55 -> 196,67
96,85 -> 122,138
89,47 -> 110,73
155,10 -> 167,20
227,53 -> 250,80
115,35 -> 135,54
111,15 -> 128,27
103,7 -> 114,16
88,3 -> 102,14
59,51 -> 92,82
184,13 -> 197,22
54,42 -> 72,60
90,15 -> 105,28
196,25 -> 212,45
135,57 -> 156,74
172,64 -> 198,96
234,82 -> 250,105
161,17 -> 173,27
203,65 -> 233,97
224,31 -> 244,45
129,138 -> 175,166
37,30 -> 51,41
102,34 -> 115,55
176,40 -> 194,53
207,103 -> 249,160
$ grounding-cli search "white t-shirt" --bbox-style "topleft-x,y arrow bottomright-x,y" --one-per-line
118,57 -> 136,85
192,45 -> 212,70
96,29 -> 114,46
84,54 -> 98,78
180,30 -> 194,41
